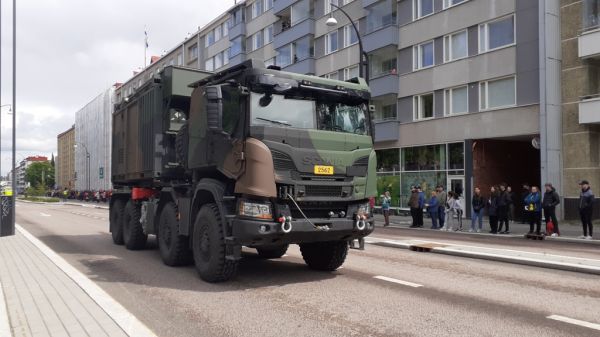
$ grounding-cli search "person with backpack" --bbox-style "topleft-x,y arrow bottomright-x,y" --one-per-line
408,186 -> 420,228
524,186 -> 542,235
426,191 -> 440,229
471,187 -> 485,233
578,180 -> 595,240
488,186 -> 499,234
542,183 -> 560,237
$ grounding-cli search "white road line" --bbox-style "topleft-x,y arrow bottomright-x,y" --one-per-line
40,212 -> 51,217
16,224 -> 157,337
373,276 -> 423,288
0,282 -> 11,337
547,315 -> 600,331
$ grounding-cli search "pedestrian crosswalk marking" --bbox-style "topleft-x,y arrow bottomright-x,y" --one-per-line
547,315 -> 600,331
374,275 -> 423,288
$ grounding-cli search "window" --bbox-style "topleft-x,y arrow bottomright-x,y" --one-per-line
215,52 -> 223,69
176,53 -> 183,65
583,0 -> 600,31
189,44 -> 198,60
252,32 -> 264,50
479,15 -> 515,53
343,65 -> 359,80
252,0 -> 263,19
370,47 -> 397,78
443,30 -> 467,62
205,31 -> 215,47
326,31 -> 338,54
343,23 -> 359,48
265,0 -> 273,11
443,0 -> 466,9
222,22 -> 228,38
264,25 -> 274,44
291,0 -> 310,25
444,86 -> 468,115
214,25 -> 222,41
230,36 -> 245,57
223,50 -> 229,66
381,103 -> 397,120
413,0 -> 434,19
366,0 -> 397,33
205,57 -> 214,71
265,57 -> 275,67
413,40 -> 434,70
276,44 -> 292,67
293,36 -> 314,61
228,7 -> 245,28
413,93 -> 434,120
323,72 -> 338,80
479,76 -> 516,110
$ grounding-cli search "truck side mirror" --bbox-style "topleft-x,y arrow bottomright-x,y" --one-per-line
205,86 -> 223,131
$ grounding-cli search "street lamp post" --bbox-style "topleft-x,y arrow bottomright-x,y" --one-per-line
74,143 -> 90,191
0,105 -> 12,180
326,3 -> 369,83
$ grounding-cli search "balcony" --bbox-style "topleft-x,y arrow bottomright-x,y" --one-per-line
374,120 -> 400,142
579,28 -> 600,59
274,0 -> 298,14
283,57 -> 315,74
363,0 -> 381,7
228,53 -> 246,67
228,23 -> 246,39
579,95 -> 600,124
363,25 -> 398,53
273,18 -> 314,49
369,73 -> 399,97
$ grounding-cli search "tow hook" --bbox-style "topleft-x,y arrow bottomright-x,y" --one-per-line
279,216 -> 293,233
355,214 -> 367,231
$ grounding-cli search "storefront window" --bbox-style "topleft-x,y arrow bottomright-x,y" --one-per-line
401,172 -> 447,197
448,142 -> 464,170
376,149 -> 399,172
402,144 -> 446,171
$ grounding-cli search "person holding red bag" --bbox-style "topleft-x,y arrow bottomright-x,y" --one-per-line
542,183 -> 560,237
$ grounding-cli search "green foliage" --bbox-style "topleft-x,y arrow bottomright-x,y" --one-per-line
376,175 -> 400,207
20,196 -> 60,203
25,161 -> 55,188
25,183 -> 48,197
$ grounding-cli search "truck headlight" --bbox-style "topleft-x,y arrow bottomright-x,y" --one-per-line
357,203 -> 370,216
239,200 -> 273,220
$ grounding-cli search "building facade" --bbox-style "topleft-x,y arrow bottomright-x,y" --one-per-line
74,86 -> 115,191
56,125 -> 76,190
15,156 -> 49,193
561,0 -> 600,219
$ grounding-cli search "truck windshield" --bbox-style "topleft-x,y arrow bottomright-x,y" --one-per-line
250,93 -> 369,135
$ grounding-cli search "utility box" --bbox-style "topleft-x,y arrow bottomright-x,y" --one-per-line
0,195 -> 14,237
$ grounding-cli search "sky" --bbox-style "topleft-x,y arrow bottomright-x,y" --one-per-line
0,0 -> 235,175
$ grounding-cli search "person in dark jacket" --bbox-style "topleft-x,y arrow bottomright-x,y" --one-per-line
408,186 -> 420,228
488,186 -> 499,234
506,186 -> 515,224
497,184 -> 510,234
471,187 -> 485,232
542,183 -> 561,236
416,186 -> 425,228
524,186 -> 542,234
520,184 -> 531,223
426,191 -> 440,229
578,180 -> 595,240
436,185 -> 448,229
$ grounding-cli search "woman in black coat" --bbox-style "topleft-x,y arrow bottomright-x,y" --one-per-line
488,186 -> 500,234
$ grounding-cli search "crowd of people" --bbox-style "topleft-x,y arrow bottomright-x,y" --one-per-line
379,180 -> 596,240
50,189 -> 112,203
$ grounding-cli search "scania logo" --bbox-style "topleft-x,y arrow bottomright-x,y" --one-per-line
302,156 -> 344,166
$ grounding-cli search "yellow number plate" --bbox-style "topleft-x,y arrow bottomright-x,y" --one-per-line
314,165 -> 334,175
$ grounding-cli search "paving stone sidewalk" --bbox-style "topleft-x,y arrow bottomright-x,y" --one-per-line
0,231 -> 127,337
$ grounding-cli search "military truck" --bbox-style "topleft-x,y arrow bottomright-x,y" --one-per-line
109,60 -> 376,282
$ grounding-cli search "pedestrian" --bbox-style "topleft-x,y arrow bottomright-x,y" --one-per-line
578,180 -> 595,240
542,183 -> 560,237
436,185 -> 448,230
507,186 -> 515,224
452,192 -> 463,231
417,186 -> 425,228
520,184 -> 531,223
443,192 -> 462,231
408,186 -> 419,228
488,186 -> 499,234
426,191 -> 440,229
381,191 -> 391,227
498,184 -> 511,234
524,186 -> 542,235
471,187 -> 485,233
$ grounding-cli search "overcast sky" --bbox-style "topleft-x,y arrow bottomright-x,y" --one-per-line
0,0 -> 235,176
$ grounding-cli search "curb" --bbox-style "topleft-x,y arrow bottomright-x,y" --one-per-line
0,281 -> 11,337
64,202 -> 109,210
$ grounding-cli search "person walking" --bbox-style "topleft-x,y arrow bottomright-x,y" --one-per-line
436,185 -> 448,230
408,186 -> 420,228
578,180 -> 595,240
542,183 -> 560,237
497,184 -> 510,234
488,186 -> 499,234
507,186 -> 515,224
417,186 -> 425,228
471,187 -> 485,233
381,191 -> 391,227
426,191 -> 440,229
524,186 -> 542,235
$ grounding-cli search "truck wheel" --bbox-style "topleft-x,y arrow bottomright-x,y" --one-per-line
256,244 -> 289,259
158,202 -> 192,266
110,199 -> 125,245
299,241 -> 348,271
123,200 -> 148,250
192,203 -> 237,282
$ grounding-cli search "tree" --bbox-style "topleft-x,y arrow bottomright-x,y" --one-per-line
25,161 -> 55,189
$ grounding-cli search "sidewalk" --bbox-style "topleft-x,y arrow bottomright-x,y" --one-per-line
0,226 -> 155,337
374,213 -> 597,242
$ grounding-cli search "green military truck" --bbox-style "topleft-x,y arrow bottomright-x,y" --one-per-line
109,60 -> 377,282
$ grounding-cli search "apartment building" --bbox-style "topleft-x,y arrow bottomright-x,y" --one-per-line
56,125 -> 75,190
561,0 -> 600,219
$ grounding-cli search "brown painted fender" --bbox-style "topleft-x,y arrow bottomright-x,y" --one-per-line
234,138 -> 277,198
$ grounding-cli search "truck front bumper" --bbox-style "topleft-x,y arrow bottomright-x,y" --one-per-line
231,217 -> 374,246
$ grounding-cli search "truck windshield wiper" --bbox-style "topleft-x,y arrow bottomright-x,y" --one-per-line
255,117 -> 291,127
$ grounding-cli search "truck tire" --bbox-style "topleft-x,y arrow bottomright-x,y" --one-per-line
158,202 -> 192,266
256,244 -> 289,259
123,200 -> 148,250
110,199 -> 125,245
192,203 -> 237,282
299,241 -> 348,271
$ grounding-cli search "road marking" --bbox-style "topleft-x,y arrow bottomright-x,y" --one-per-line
16,224 -> 157,337
547,315 -> 600,331
40,212 -> 51,217
0,282 -> 11,337
373,276 -> 423,288
281,254 -> 288,257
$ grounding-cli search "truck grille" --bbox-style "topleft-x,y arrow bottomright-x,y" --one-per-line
353,156 -> 369,167
271,150 -> 296,171
305,185 -> 343,197
288,201 -> 348,219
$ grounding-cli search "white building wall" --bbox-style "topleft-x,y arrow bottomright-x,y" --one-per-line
74,87 -> 114,191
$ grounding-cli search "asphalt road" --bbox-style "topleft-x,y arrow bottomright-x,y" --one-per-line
15,202 -> 600,337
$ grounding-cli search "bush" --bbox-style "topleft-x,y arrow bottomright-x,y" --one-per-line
25,184 -> 48,197
20,196 -> 60,203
